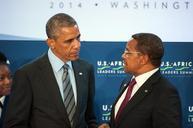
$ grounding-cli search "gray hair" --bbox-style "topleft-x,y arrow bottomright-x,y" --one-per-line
46,13 -> 77,39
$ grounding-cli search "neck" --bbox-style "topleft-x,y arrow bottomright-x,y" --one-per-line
134,65 -> 157,76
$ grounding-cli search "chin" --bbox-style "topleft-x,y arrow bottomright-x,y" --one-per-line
71,56 -> 79,61
124,67 -> 131,74
2,90 -> 11,96
124,69 -> 128,73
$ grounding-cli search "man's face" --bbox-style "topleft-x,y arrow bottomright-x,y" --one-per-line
47,25 -> 81,62
0,65 -> 12,96
122,39 -> 142,75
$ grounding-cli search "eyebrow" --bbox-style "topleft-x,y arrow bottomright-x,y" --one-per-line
76,34 -> 81,39
65,34 -> 81,42
125,47 -> 130,51
71,34 -> 81,40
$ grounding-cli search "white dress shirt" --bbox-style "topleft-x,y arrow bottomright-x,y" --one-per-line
48,49 -> 77,104
0,96 -> 5,117
114,68 -> 159,118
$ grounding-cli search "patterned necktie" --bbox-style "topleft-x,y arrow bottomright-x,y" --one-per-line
62,64 -> 76,127
116,78 -> 136,121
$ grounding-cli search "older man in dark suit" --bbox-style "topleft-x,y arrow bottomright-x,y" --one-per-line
4,13 -> 97,128
99,33 -> 181,128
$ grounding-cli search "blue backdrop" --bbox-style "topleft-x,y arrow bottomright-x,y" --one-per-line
0,41 -> 193,128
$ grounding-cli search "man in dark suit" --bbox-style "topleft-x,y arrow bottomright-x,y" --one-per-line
0,52 -> 12,128
99,33 -> 181,128
4,13 -> 97,128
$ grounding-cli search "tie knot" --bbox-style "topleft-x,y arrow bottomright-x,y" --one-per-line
129,78 -> 136,87
63,63 -> 69,71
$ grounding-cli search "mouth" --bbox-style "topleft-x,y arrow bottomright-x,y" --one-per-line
73,52 -> 79,56
70,52 -> 79,58
122,61 -> 125,66
122,59 -> 126,64
4,87 -> 11,90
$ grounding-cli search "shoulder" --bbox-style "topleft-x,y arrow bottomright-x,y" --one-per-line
16,53 -> 48,73
149,70 -> 177,91
75,59 -> 92,66
158,76 -> 177,90
73,59 -> 93,68
153,75 -> 179,98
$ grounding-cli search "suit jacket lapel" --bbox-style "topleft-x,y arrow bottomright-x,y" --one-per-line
111,77 -> 131,122
71,60 -> 84,126
113,77 -> 132,106
115,71 -> 161,126
38,54 -> 71,126
0,96 -> 9,127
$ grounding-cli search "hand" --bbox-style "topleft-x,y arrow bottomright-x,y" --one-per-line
98,123 -> 110,128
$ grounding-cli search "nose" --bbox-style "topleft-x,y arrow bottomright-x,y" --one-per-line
73,39 -> 81,49
122,53 -> 126,59
3,77 -> 12,86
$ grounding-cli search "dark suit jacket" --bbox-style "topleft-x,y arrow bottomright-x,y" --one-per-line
110,71 -> 181,128
0,96 -> 9,128
3,54 -> 97,128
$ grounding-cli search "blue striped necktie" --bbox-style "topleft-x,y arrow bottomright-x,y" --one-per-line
62,63 -> 76,127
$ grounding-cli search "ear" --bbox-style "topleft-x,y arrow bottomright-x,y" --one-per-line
140,54 -> 149,65
46,38 -> 55,49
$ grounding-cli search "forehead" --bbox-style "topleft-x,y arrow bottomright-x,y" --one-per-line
126,38 -> 138,50
0,65 -> 10,72
54,25 -> 80,41
60,25 -> 79,34
58,25 -> 80,39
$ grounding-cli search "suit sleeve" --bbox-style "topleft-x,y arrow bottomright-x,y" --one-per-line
153,85 -> 182,128
4,69 -> 32,128
85,64 -> 98,128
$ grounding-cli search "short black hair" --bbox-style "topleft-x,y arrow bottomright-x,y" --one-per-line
0,51 -> 7,63
132,33 -> 164,67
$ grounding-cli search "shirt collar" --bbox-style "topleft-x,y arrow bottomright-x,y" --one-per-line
0,96 -> 5,104
48,49 -> 72,72
134,68 -> 159,86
